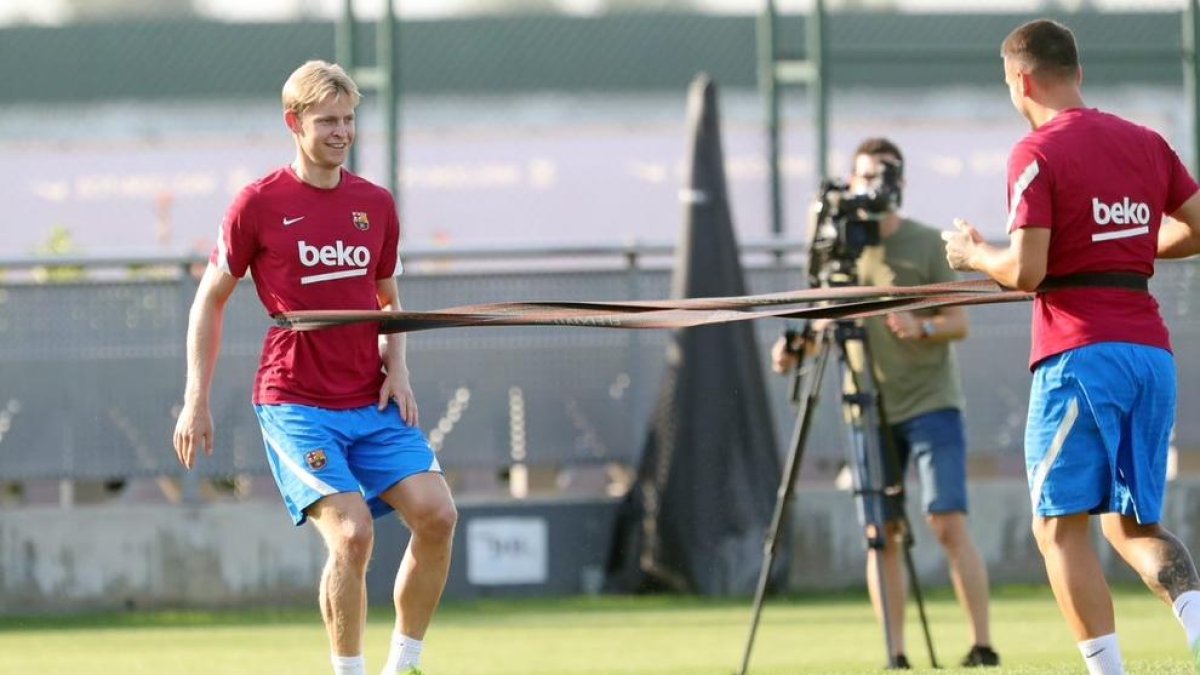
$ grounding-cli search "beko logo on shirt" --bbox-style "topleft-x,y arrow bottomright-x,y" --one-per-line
1092,197 -> 1150,226
1090,197 -> 1152,243
297,240 -> 371,285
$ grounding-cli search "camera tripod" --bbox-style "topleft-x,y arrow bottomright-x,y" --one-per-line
737,315 -> 939,674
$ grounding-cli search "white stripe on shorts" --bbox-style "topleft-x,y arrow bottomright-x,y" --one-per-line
262,429 -> 338,496
1029,397 -> 1079,513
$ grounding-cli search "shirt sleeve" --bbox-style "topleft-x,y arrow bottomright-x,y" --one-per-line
209,187 -> 258,278
1160,133 -> 1200,215
1005,141 -> 1053,234
376,193 -> 401,279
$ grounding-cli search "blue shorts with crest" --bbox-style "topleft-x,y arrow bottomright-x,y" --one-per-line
254,402 -> 441,526
1025,342 -> 1175,524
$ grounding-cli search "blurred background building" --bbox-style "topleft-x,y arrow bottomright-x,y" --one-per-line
2,0 -> 1194,258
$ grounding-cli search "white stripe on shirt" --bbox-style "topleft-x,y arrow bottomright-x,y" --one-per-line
215,224 -> 233,275
1006,159 -> 1041,232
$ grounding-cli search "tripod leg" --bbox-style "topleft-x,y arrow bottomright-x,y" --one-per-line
865,521 -> 900,665
835,324 -> 902,666
737,331 -> 833,675
859,334 -> 941,670
899,522 -> 940,668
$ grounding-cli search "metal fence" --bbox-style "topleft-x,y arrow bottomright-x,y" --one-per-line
3,4 -> 1199,499
1,247 -> 1197,496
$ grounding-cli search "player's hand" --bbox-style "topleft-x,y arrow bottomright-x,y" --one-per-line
173,400 -> 214,470
379,371 -> 419,427
885,311 -> 922,340
942,218 -> 985,271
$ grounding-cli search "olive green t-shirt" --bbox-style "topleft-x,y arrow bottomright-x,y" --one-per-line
855,218 -> 965,424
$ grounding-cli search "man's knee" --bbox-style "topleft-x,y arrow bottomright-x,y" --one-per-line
411,497 -> 458,542
310,496 -> 376,564
1031,514 -> 1089,555
1030,517 -> 1054,554
1099,512 -> 1160,546
328,516 -> 375,564
926,512 -> 967,550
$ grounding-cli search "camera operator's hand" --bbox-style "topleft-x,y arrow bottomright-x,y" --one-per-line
808,318 -> 832,336
885,312 -> 923,341
770,335 -> 801,374
942,217 -> 986,272
771,319 -> 833,373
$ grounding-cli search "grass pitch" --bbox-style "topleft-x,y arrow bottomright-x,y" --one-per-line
0,584 -> 1192,674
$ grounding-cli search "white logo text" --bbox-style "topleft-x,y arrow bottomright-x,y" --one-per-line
298,240 -> 371,284
1092,197 -> 1150,226
1090,197 -> 1152,243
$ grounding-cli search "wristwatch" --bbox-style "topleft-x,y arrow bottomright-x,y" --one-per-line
920,319 -> 937,339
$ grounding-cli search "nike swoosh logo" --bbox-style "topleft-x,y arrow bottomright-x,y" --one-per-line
1085,648 -> 1106,659
283,216 -> 305,226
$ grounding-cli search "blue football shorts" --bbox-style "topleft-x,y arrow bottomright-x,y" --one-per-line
1025,342 -> 1176,524
879,407 -> 969,520
254,402 -> 442,526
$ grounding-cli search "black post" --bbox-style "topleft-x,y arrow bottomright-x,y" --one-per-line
378,0 -> 399,202
336,0 -> 358,172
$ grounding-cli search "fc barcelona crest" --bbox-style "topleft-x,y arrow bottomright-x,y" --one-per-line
352,211 -> 370,231
305,449 -> 328,471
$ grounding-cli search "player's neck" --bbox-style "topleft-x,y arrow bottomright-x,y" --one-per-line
291,159 -> 343,190
1029,91 -> 1086,130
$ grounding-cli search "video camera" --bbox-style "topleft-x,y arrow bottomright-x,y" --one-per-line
807,157 -> 903,285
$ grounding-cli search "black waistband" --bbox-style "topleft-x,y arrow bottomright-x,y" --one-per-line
1037,272 -> 1149,293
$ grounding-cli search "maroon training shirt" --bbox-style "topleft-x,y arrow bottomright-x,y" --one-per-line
211,166 -> 400,408
1006,108 -> 1197,368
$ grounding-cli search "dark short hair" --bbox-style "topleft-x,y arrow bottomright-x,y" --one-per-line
1001,19 -> 1079,82
853,137 -> 904,176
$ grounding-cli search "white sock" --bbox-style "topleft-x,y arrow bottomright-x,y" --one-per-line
1174,590 -> 1200,648
1078,634 -> 1124,675
332,654 -> 367,675
382,632 -> 423,672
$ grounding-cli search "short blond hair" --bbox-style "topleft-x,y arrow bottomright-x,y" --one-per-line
281,60 -> 361,114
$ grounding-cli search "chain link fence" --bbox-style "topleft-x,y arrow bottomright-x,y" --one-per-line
1,253 -> 1197,500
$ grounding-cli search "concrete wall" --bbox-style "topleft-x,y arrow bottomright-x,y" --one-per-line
793,477 -> 1200,590
0,502 -> 327,612
3,479 -> 1200,614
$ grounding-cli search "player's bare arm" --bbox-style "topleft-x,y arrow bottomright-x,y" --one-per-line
943,218 -> 1049,291
1160,191 -> 1200,259
173,263 -> 239,469
376,276 -> 418,426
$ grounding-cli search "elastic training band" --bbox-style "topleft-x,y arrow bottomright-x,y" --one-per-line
276,280 -> 1033,335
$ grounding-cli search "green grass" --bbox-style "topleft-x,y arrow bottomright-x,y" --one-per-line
0,584 -> 1193,674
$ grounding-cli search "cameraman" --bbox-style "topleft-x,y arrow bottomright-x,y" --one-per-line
771,138 -> 998,669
